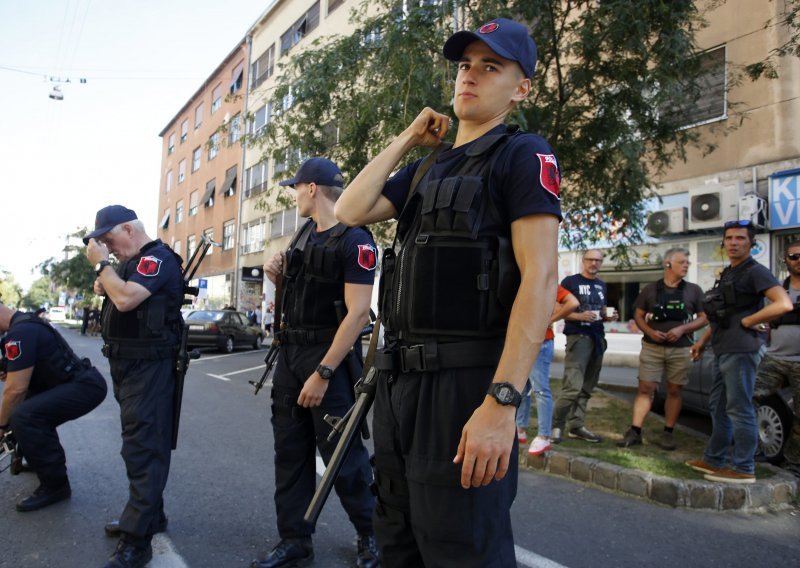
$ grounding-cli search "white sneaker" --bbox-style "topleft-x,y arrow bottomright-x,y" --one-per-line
517,427 -> 528,444
528,436 -> 552,456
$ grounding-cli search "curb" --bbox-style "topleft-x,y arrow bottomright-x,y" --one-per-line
521,450 -> 799,512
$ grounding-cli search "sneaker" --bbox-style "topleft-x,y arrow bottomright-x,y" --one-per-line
251,539 -> 314,568
616,428 -> 642,448
356,534 -> 379,568
658,431 -> 677,451
685,458 -> 720,474
568,427 -> 603,443
15,480 -> 71,512
517,427 -> 528,445
551,428 -> 563,444
528,436 -> 551,456
704,468 -> 756,484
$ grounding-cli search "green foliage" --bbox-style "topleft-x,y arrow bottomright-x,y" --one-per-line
21,277 -> 55,310
0,271 -> 23,307
37,228 -> 96,301
250,0 -> 713,252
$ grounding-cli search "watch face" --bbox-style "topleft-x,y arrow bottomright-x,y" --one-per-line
497,386 -> 513,404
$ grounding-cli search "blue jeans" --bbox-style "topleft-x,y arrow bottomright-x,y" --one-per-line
703,351 -> 763,474
516,339 -> 555,437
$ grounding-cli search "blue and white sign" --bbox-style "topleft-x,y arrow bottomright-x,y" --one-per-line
198,278 -> 208,299
770,169 -> 800,229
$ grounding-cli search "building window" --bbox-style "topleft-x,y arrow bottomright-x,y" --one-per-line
203,228 -> 214,254
270,207 -> 298,239
211,84 -> 222,114
180,120 -> 188,143
189,190 -> 199,217
166,170 -> 173,193
229,62 -> 244,94
173,240 -> 182,256
229,113 -> 241,145
328,0 -> 344,14
280,1 -> 320,55
245,160 -> 269,198
178,160 -> 186,183
167,132 -> 176,154
251,45 -> 276,90
176,200 -> 184,224
282,86 -> 294,113
187,234 -> 196,259
667,45 -> 727,129
195,102 -> 204,129
240,218 -> 267,254
192,147 -> 201,172
250,103 -> 271,135
160,208 -> 170,230
208,132 -> 219,161
223,220 -> 235,250
222,165 -> 237,197
203,178 -> 216,208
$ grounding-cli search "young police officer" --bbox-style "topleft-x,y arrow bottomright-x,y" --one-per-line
336,18 -> 561,567
85,205 -> 184,568
0,302 -> 107,511
254,158 -> 378,568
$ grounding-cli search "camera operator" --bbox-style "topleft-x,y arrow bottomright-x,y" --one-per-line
0,302 -> 107,512
618,248 -> 707,450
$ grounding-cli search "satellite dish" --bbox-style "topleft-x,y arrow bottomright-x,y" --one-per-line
49,86 -> 64,101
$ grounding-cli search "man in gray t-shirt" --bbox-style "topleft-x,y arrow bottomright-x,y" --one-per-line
618,248 -> 707,451
754,240 -> 800,476
688,222 -> 792,484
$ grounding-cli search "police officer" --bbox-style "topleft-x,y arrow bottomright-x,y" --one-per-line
252,158 -> 379,568
336,18 -> 561,567
84,205 -> 184,568
0,302 -> 107,512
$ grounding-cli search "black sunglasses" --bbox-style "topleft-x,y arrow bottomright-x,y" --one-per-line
787,253 -> 800,261
723,219 -> 753,228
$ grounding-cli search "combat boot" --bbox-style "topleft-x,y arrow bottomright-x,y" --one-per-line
251,538 -> 313,568
16,480 -> 71,512
104,540 -> 152,568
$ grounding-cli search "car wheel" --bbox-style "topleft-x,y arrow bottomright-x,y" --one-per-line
220,336 -> 235,354
757,395 -> 792,464
252,334 -> 264,350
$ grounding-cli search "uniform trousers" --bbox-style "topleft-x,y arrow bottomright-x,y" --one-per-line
11,368 -> 107,486
271,342 -> 374,539
372,366 -> 518,568
109,357 -> 174,547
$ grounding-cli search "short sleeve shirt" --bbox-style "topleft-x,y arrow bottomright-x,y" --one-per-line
561,274 -> 607,336
767,285 -> 800,361
307,225 -> 378,285
3,315 -> 65,393
710,259 -> 781,354
634,280 -> 705,348
121,240 -> 183,299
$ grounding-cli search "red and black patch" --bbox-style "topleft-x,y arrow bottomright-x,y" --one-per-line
357,244 -> 377,271
479,22 -> 499,34
4,340 -> 21,361
136,256 -> 162,277
537,153 -> 561,199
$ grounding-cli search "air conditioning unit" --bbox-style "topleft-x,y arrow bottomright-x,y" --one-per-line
688,182 -> 742,230
739,194 -> 767,228
646,207 -> 687,236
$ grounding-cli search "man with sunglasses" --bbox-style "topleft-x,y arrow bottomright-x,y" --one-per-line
753,240 -> 800,477
688,220 -> 792,484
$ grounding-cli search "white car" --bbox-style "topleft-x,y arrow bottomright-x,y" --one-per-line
48,307 -> 67,322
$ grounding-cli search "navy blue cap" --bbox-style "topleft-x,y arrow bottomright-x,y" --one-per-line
278,157 -> 344,188
443,18 -> 537,79
83,205 -> 138,244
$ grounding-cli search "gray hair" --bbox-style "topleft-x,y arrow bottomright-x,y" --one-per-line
108,219 -> 145,234
663,247 -> 690,264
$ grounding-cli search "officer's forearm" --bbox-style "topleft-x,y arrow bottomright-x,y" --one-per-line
321,312 -> 370,371
98,272 -> 152,312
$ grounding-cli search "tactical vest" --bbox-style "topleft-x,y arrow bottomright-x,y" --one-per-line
651,279 -> 689,322
702,257 -> 759,326
770,277 -> 800,328
5,313 -> 90,391
282,220 -> 348,330
101,240 -> 183,358
381,129 -> 522,343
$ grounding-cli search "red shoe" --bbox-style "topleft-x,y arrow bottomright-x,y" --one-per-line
517,427 -> 528,445
528,436 -> 551,456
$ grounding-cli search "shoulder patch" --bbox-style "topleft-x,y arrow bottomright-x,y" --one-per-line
357,244 -> 377,271
537,153 -> 561,199
4,340 -> 21,361
136,256 -> 162,277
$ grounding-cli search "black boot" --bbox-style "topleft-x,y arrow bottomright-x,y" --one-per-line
250,538 -> 313,568
104,540 -> 153,568
105,513 -> 168,537
356,534 -> 380,568
16,480 -> 71,512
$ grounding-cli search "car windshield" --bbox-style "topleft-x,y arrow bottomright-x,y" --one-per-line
186,311 -> 224,322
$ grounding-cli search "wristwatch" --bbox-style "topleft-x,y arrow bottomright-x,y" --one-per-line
487,382 -> 522,408
95,260 -> 112,276
316,364 -> 334,380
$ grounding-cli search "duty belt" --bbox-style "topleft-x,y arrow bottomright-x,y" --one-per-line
102,342 -> 176,360
374,338 -> 504,373
276,328 -> 337,345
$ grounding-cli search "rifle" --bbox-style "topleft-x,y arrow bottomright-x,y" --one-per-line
0,430 -> 22,475
249,270 -> 284,395
172,235 -> 215,449
304,316 -> 382,525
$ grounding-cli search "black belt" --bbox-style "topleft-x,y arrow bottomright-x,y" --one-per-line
374,338 -> 503,373
276,328 -> 337,345
102,342 -> 176,360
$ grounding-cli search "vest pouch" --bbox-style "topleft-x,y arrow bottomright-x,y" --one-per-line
379,248 -> 397,332
144,295 -> 167,336
293,244 -> 344,329
494,235 -> 521,311
451,176 -> 482,236
419,179 -> 441,235
433,178 -> 457,232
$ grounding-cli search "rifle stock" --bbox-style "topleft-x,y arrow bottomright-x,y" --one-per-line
250,271 -> 284,395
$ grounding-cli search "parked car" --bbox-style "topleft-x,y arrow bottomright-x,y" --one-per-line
654,347 -> 794,464
47,306 -> 67,322
185,310 -> 264,353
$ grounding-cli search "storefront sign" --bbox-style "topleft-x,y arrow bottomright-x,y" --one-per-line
770,169 -> 800,229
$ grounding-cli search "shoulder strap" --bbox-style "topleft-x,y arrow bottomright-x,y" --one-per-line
403,142 -> 451,213
288,219 -> 316,253
784,276 -> 791,290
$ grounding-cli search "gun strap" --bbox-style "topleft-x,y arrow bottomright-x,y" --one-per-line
362,316 -> 382,373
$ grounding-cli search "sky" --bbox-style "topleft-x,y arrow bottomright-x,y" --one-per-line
0,0 -> 273,292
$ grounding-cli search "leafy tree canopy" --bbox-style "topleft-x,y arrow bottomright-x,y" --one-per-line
37,228 -> 97,302
0,271 -> 23,307
21,277 -> 55,310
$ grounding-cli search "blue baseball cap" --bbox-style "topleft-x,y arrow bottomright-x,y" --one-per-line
443,18 -> 538,78
278,157 -> 344,188
83,205 -> 138,244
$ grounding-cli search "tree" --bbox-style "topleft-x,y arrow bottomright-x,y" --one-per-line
38,228 -> 96,303
0,271 -> 23,307
744,0 -> 800,80
21,277 -> 55,310
251,0 -> 715,257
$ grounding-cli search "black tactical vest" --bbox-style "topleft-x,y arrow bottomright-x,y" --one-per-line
381,129 -> 522,343
771,277 -> 800,328
702,257 -> 760,326
282,220 -> 348,330
101,240 -> 183,353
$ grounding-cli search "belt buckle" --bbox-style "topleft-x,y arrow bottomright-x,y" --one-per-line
400,344 -> 425,373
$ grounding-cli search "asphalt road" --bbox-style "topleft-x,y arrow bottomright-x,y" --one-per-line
1,327 -> 798,567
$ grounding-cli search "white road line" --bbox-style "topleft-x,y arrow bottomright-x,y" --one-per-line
316,455 -> 326,476
150,534 -> 189,567
193,351 -> 258,363
205,374 -> 231,382
515,545 -> 569,568
218,365 -> 265,376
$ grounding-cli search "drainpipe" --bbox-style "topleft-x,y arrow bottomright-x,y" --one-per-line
233,35 -> 253,308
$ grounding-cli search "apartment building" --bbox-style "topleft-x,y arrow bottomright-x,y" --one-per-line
157,42 -> 249,309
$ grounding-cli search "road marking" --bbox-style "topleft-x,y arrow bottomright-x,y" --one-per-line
193,351 -> 260,363
316,456 -> 326,476
205,374 -> 231,382
150,534 -> 189,567
514,545 -> 568,568
218,365 -> 265,376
